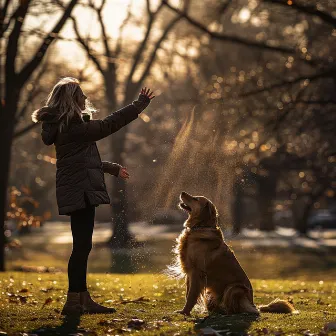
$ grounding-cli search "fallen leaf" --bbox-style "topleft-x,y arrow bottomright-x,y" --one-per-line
303,330 -> 314,336
41,297 -> 53,308
98,319 -> 115,326
119,296 -> 150,304
127,318 -> 145,330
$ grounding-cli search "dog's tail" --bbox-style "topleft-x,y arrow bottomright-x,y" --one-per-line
259,298 -> 298,314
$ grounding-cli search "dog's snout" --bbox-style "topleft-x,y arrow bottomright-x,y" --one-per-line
181,191 -> 187,196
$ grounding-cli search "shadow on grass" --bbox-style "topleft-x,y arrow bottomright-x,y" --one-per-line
277,248 -> 336,280
195,313 -> 259,335
29,313 -> 86,336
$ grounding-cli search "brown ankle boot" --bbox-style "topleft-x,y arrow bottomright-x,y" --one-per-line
80,291 -> 116,314
61,292 -> 83,315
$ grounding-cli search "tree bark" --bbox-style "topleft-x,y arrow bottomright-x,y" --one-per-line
0,112 -> 15,271
109,127 -> 134,248
257,173 -> 277,231
0,0 -> 78,271
232,178 -> 244,235
109,88 -> 138,248
294,186 -> 326,236
296,204 -> 310,236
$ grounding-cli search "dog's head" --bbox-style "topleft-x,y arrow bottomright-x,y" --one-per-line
179,191 -> 218,228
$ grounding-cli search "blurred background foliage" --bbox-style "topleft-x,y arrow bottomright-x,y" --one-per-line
1,0 -> 335,257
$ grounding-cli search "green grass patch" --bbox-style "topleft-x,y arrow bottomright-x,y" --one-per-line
0,273 -> 335,335
7,240 -> 336,281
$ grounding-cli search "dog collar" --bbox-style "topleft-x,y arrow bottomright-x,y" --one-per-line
188,226 -> 220,231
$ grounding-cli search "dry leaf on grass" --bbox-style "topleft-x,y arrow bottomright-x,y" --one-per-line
127,318 -> 145,330
119,296 -> 150,304
41,297 -> 53,308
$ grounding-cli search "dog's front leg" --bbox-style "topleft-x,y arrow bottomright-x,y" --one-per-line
185,275 -> 190,299
177,272 -> 203,316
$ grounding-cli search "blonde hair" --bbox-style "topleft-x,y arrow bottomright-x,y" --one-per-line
32,77 -> 96,131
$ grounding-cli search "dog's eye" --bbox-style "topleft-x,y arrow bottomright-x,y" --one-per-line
192,197 -> 198,201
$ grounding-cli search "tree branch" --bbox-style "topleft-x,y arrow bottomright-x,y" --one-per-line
17,0 -> 79,88
138,14 -> 183,87
145,0 -> 152,16
14,122 -> 39,139
162,0 -> 295,54
0,0 -> 16,39
125,2 -> 164,94
240,69 -> 335,97
15,60 -> 48,121
115,1 -> 133,56
96,0 -> 112,60
263,0 -> 336,28
71,15 -> 105,74
296,99 -> 336,106
5,1 -> 30,91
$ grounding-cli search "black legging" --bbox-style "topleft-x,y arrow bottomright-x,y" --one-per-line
68,205 -> 95,292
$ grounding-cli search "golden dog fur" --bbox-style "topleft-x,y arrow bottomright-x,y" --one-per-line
171,192 -> 296,316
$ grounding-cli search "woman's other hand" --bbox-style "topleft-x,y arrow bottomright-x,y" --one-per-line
118,167 -> 130,180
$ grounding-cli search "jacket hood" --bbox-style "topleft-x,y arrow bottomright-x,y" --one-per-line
33,106 -> 60,146
33,106 -> 88,146
32,106 -> 61,123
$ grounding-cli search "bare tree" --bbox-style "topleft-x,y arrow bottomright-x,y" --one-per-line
70,0 -> 190,247
0,0 -> 79,271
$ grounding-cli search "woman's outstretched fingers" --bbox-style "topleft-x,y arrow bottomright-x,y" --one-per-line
140,87 -> 155,100
119,167 -> 130,179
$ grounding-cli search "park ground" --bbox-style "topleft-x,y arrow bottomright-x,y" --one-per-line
1,222 -> 336,335
0,273 -> 336,335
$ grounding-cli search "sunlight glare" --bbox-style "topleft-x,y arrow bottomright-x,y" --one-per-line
238,8 -> 251,23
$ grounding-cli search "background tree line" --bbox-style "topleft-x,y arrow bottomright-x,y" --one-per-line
1,0 -> 335,270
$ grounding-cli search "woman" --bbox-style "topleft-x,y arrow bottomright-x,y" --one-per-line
32,77 -> 155,315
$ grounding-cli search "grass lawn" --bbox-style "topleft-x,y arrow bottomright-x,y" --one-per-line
0,273 -> 335,335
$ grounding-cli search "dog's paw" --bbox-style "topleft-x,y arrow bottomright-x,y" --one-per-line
174,309 -> 191,316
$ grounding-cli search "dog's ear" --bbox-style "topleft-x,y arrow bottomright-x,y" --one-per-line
208,202 -> 217,222
203,201 -> 217,224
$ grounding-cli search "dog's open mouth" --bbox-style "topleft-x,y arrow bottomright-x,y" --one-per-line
179,202 -> 192,212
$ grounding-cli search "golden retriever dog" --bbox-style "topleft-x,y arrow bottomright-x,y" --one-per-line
171,192 -> 296,316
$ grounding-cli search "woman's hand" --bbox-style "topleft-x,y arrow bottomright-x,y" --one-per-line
132,87 -> 155,113
118,167 -> 130,180
140,87 -> 155,100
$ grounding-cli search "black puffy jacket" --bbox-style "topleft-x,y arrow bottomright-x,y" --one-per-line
37,98 -> 149,215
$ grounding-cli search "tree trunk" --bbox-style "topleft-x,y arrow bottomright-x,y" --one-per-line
294,187 -> 325,236
257,173 -> 277,231
232,178 -> 243,235
296,204 -> 310,236
0,114 -> 15,271
106,85 -> 137,248
109,126 -> 134,248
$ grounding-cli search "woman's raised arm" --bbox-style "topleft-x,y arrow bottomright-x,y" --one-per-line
71,88 -> 154,142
